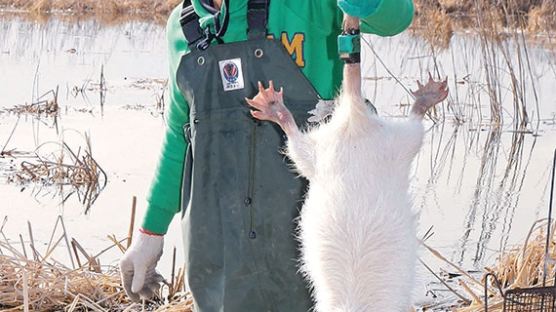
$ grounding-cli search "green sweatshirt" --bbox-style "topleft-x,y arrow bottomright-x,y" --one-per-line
143,0 -> 414,234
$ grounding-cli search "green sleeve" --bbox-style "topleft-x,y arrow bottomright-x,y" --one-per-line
142,5 -> 191,234
360,0 -> 414,36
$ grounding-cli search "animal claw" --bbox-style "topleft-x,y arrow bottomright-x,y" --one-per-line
441,77 -> 448,88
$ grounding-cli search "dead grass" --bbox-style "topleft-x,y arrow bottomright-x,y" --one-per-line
424,220 -> 556,311
409,0 -> 546,127
3,88 -> 59,118
0,252 -> 193,311
527,1 -> 556,33
412,6 -> 454,49
0,0 -> 554,33
6,135 -> 107,214
0,0 -> 181,15
0,213 -> 193,311
4,100 -> 58,116
413,0 -> 556,37
458,221 -> 556,311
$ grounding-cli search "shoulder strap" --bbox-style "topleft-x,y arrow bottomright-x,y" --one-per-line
181,0 -> 270,46
247,0 -> 270,40
180,2 -> 204,49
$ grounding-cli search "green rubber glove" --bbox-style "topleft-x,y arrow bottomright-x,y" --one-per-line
338,0 -> 382,18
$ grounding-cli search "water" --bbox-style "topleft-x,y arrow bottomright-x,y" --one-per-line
0,14 -> 178,273
0,13 -> 555,302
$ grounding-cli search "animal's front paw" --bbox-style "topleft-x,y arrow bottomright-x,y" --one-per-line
245,81 -> 291,125
410,73 -> 448,117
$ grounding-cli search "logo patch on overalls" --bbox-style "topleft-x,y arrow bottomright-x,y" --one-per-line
219,58 -> 244,91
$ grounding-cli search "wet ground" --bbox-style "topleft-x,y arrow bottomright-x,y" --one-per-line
0,13 -> 555,307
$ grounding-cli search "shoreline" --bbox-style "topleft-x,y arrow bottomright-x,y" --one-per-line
1,0 -> 555,33
2,8 -> 554,52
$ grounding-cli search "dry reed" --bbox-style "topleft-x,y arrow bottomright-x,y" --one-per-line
412,6 -> 454,49
7,136 -> 107,214
0,242 -> 192,311
0,252 -> 128,311
1,0 -> 554,34
411,0 -> 545,127
0,0 -> 181,14
424,220 -> 556,311
527,1 -> 556,33
3,88 -> 59,118
414,0 -> 556,34
0,211 -> 192,311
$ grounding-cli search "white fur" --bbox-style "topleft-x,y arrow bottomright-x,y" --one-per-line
287,81 -> 423,312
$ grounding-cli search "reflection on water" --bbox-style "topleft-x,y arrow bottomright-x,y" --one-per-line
0,15 -> 555,276
0,13 -> 167,111
0,15 -> 173,273
413,122 -> 554,269
363,27 -> 556,269
362,31 -> 556,127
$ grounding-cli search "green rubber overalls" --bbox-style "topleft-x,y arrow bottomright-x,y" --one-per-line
176,1 -> 319,310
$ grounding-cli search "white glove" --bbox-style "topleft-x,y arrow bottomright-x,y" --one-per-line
119,230 -> 165,302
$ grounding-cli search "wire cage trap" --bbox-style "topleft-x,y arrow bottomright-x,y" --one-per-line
504,287 -> 556,311
485,273 -> 556,312
484,148 -> 556,312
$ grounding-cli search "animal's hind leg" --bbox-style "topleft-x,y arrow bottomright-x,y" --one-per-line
245,81 -> 296,135
246,81 -> 316,178
410,73 -> 449,119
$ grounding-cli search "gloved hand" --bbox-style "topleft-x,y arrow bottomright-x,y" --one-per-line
119,229 -> 165,302
338,0 -> 381,18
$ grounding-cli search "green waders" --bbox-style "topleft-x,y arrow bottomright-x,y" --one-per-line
176,1 -> 319,311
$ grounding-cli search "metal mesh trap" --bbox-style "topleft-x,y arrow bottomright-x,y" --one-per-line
503,287 -> 556,311
484,149 -> 556,312
485,273 -> 556,312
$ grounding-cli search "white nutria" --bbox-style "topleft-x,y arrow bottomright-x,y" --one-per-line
246,63 -> 448,311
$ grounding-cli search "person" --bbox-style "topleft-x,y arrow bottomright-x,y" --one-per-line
120,0 -> 414,311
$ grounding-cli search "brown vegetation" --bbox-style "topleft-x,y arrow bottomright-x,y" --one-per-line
458,221 -> 556,311
0,251 -> 192,311
6,137 -> 108,214
527,1 -> 556,33
0,0 -> 554,34
408,0 -> 548,127
3,88 -> 59,118
0,214 -> 193,311
423,220 -> 556,311
414,0 -> 556,34
0,0 -> 181,15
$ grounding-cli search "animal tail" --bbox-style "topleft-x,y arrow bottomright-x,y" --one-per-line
332,63 -> 369,128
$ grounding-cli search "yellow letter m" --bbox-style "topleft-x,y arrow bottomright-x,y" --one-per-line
280,32 -> 305,67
